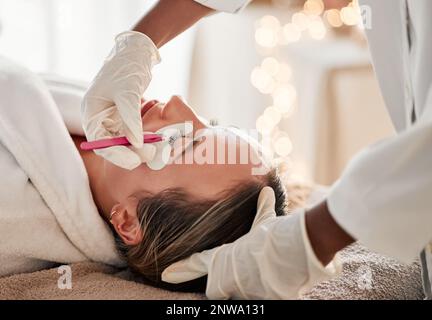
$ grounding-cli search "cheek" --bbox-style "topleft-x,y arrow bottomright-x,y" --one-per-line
104,160 -> 176,200
104,162 -> 136,201
142,117 -> 167,132
141,105 -> 166,132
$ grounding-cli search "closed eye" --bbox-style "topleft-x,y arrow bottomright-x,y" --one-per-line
181,139 -> 202,156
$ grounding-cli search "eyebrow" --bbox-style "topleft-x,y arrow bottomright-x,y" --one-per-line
180,138 -> 202,157
178,127 -> 235,157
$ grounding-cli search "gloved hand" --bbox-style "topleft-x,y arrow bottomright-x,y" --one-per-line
81,31 -> 161,170
162,187 -> 341,299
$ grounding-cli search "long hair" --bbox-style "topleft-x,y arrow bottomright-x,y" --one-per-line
116,169 -> 286,292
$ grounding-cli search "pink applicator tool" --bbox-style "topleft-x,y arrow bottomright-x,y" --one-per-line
80,134 -> 164,151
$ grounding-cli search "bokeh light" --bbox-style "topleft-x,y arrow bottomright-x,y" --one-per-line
260,15 -> 281,29
264,106 -> 282,126
303,0 -> 325,16
272,85 -> 297,111
274,136 -> 293,157
256,114 -> 275,135
308,18 -> 326,40
340,6 -> 360,26
261,57 -> 280,76
291,12 -> 310,31
255,26 -> 279,48
250,67 -> 268,89
253,0 -> 360,164
325,9 -> 343,28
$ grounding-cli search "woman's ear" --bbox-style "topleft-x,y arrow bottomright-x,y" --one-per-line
110,197 -> 143,246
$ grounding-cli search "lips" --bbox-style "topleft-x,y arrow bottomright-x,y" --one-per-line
141,99 -> 159,117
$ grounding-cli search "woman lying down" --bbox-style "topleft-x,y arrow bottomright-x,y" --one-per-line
0,55 -> 286,292
77,96 -> 288,292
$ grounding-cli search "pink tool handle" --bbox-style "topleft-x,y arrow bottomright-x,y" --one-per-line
80,134 -> 163,151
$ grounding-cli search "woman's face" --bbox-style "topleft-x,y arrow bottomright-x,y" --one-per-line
104,96 -> 267,204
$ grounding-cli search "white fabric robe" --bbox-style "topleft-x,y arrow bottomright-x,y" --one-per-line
0,57 -> 124,277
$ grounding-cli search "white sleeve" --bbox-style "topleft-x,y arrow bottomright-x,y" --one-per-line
327,92 -> 432,263
193,0 -> 251,13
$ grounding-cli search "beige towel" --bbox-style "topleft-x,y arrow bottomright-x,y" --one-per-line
302,244 -> 423,300
0,243 -> 422,300
0,263 -> 204,300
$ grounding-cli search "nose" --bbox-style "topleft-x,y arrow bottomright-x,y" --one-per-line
162,95 -> 188,116
168,95 -> 186,106
141,99 -> 159,117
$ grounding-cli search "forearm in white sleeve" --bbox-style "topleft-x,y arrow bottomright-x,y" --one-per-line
193,0 -> 251,13
327,97 -> 432,263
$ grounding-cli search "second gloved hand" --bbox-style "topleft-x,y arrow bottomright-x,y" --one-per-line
82,31 -> 161,170
162,187 -> 341,299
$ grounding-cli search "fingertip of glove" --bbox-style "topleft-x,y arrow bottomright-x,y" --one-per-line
121,122 -> 144,149
161,270 -> 191,285
125,132 -> 143,149
161,260 -> 192,284
161,270 -> 177,284
131,139 -> 144,149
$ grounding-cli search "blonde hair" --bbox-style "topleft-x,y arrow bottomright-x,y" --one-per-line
116,169 -> 286,292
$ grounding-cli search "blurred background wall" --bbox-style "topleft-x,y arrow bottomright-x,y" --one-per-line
0,0 -> 195,100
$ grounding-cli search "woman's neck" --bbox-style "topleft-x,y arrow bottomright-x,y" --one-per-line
71,135 -> 115,221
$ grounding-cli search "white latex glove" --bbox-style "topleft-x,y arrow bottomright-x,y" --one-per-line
162,187 -> 341,300
81,31 -> 161,170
